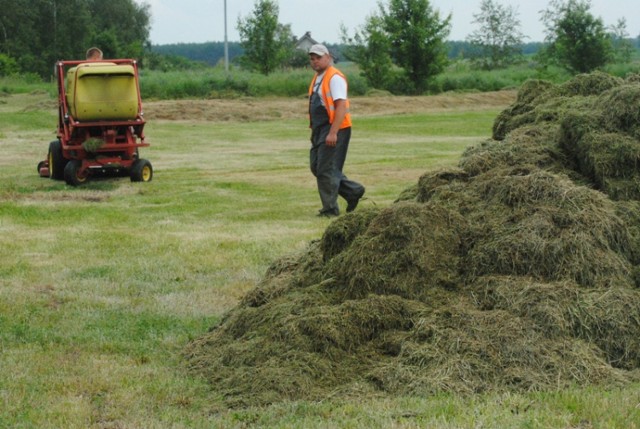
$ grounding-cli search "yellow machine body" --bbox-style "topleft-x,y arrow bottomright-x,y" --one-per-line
66,63 -> 139,121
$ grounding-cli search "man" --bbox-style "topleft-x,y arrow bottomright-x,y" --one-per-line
85,47 -> 103,61
307,44 -> 365,217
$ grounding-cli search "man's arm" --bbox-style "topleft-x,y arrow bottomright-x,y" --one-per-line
325,99 -> 347,147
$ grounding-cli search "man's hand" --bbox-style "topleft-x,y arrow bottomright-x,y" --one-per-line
325,131 -> 338,147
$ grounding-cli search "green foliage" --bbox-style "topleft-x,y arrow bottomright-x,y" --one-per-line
103,59 -> 640,100
540,0 -> 613,73
467,0 -> 525,70
610,18 -> 635,63
3,56 -> 639,99
0,0 -> 150,78
236,0 -> 296,75
138,67 -> 317,99
151,41 -> 245,66
341,18 -> 394,91
285,48 -> 311,69
343,0 -> 451,95
152,39 -> 546,70
0,74 -> 53,94
0,54 -> 19,76
143,51 -> 210,73
381,0 -> 452,94
88,0 -> 150,58
605,61 -> 640,78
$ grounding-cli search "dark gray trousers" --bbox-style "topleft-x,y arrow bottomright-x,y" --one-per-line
310,126 -> 364,214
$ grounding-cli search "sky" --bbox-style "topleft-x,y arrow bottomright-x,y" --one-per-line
136,0 -> 640,46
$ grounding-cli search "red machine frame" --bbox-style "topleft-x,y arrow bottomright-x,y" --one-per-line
38,59 -> 152,186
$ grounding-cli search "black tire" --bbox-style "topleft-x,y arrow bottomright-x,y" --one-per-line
48,140 -> 67,180
130,158 -> 153,182
64,159 -> 88,186
37,160 -> 46,175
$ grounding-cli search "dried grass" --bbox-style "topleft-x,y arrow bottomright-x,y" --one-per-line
185,72 -> 640,408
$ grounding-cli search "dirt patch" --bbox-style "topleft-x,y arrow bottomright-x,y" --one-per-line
185,74 -> 640,408
143,90 -> 516,122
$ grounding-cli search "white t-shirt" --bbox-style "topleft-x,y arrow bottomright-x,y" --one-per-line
314,72 -> 347,106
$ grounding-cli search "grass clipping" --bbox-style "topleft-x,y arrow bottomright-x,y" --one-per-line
185,72 -> 640,408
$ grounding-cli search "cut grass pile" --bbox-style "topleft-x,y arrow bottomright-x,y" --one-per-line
185,71 -> 640,408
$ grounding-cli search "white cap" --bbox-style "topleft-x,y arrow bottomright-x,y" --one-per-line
308,44 -> 330,56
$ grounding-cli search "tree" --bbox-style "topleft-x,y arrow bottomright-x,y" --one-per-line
343,0 -> 450,94
0,0 -> 46,75
236,0 -> 294,75
48,0 -> 94,62
0,0 -> 150,78
467,0 -> 524,70
609,18 -> 634,63
88,0 -> 151,59
540,0 -> 612,73
341,17 -> 394,91
381,0 -> 451,94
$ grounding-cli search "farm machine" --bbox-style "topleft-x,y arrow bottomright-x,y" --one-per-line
38,59 -> 152,186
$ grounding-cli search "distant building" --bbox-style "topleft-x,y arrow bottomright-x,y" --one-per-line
295,32 -> 340,62
296,31 -> 318,52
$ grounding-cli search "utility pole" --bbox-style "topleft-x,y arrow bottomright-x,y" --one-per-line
52,0 -> 57,56
224,0 -> 229,73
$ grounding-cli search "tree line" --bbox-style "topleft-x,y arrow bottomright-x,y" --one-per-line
151,42 -> 244,69
235,0 -> 639,94
149,41 -> 549,68
0,0 -> 150,77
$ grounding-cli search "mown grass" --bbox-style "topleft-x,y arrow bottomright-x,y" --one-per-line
1,90 -> 639,428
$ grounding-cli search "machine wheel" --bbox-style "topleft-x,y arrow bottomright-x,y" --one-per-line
130,159 -> 153,182
48,140 -> 67,180
64,159 -> 88,186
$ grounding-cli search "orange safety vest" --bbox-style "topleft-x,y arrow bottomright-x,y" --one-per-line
308,66 -> 352,129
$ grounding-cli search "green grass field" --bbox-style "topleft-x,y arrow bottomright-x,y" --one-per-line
1,91 -> 639,428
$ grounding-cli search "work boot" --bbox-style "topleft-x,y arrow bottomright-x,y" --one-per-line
346,188 -> 365,213
317,208 -> 339,218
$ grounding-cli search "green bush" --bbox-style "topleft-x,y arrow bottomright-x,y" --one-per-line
0,53 -> 19,76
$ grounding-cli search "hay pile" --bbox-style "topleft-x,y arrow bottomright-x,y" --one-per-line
185,72 -> 640,408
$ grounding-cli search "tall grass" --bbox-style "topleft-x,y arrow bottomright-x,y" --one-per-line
3,58 -> 639,100
139,64 -> 370,99
138,62 -> 527,99
0,73 -> 53,95
138,59 -> 640,100
433,62 -> 573,92
139,67 -> 308,99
